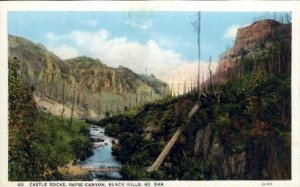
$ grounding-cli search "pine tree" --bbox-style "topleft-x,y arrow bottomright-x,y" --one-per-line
9,57 -> 44,180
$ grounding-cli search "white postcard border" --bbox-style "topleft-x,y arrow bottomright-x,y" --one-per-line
1,1 -> 300,187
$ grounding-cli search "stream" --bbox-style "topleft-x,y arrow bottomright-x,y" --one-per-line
80,125 -> 122,180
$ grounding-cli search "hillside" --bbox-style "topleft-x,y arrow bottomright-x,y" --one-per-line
8,57 -> 91,180
8,35 -> 170,120
215,19 -> 291,83
98,19 -> 291,180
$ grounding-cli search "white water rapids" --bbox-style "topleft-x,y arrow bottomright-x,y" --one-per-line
80,125 -> 122,180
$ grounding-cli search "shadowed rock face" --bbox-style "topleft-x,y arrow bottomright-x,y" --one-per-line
8,35 -> 170,119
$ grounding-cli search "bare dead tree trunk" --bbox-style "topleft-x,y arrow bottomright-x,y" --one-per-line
268,55 -> 272,74
105,105 -> 108,116
190,79 -> 193,93
272,53 -> 275,74
202,74 -> 204,91
53,79 -> 57,99
181,147 -> 187,160
135,94 -> 138,108
147,103 -> 200,172
61,78 -> 65,117
98,98 -> 101,120
129,97 -> 131,110
197,12 -> 201,93
43,76 -> 46,96
278,53 -> 280,75
171,83 -> 174,97
69,82 -> 76,127
241,57 -> 244,77
184,81 -> 186,94
259,56 -> 265,74
208,56 -> 216,96
77,92 -> 81,105
147,127 -> 183,172
82,89 -> 86,105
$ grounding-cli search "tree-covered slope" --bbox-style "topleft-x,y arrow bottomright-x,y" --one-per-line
101,71 -> 290,180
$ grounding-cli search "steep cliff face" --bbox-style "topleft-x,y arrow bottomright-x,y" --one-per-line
64,57 -> 142,93
8,35 -> 169,120
215,19 -> 291,83
235,19 -> 290,52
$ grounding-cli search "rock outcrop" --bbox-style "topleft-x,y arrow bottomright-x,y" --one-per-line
215,19 -> 291,83
8,35 -> 170,120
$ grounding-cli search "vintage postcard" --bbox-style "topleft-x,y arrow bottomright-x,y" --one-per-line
1,1 -> 300,187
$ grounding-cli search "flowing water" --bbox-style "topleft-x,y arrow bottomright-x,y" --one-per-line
81,125 -> 122,180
